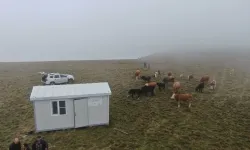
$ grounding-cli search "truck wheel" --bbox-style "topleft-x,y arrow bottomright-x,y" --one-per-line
50,82 -> 55,85
68,79 -> 74,84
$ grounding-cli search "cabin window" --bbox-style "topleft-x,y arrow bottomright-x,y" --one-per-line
54,75 -> 59,78
52,101 -> 58,114
51,100 -> 66,115
59,101 -> 66,114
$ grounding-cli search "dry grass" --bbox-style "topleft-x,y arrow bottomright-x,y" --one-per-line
0,56 -> 250,150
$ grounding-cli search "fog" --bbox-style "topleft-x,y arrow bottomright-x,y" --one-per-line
0,0 -> 250,62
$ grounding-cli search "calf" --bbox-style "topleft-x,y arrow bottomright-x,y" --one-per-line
209,80 -> 216,90
127,89 -> 141,99
141,76 -> 151,82
195,82 -> 204,93
173,81 -> 181,93
135,69 -> 141,80
180,74 -> 184,78
188,74 -> 194,80
141,85 -> 156,96
168,72 -> 172,76
157,82 -> 165,91
154,71 -> 159,78
171,93 -> 193,108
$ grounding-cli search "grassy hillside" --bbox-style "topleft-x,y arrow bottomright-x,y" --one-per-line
0,54 -> 250,149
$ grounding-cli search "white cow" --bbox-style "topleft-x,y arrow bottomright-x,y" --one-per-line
154,71 -> 159,78
209,80 -> 216,90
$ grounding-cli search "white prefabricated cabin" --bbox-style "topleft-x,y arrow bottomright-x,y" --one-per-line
29,82 -> 111,132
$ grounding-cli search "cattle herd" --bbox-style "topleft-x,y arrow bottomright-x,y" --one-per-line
127,68 -> 217,108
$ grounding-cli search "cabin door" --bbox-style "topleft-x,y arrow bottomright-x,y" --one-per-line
88,96 -> 107,125
74,98 -> 89,128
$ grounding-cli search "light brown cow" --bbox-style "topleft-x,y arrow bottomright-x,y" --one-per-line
173,81 -> 181,93
188,74 -> 194,80
135,69 -> 141,80
145,81 -> 157,87
200,75 -> 209,83
171,93 -> 193,108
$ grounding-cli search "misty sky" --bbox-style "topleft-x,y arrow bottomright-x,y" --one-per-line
0,0 -> 250,62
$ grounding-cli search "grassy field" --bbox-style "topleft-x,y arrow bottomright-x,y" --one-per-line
0,54 -> 250,150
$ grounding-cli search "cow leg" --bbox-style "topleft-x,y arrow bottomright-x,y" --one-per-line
178,101 -> 180,108
131,94 -> 134,98
152,91 -> 155,96
137,94 -> 140,100
127,94 -> 130,98
165,83 -> 168,89
188,101 -> 191,108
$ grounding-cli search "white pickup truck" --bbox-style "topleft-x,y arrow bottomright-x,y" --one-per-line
40,72 -> 75,85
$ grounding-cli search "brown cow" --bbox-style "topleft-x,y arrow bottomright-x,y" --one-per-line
135,69 -> 141,80
168,72 -> 172,76
188,74 -> 194,80
171,93 -> 193,108
200,75 -> 209,83
145,81 -> 157,87
173,81 -> 181,93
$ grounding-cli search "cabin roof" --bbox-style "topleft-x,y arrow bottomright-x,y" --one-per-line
30,82 -> 111,101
